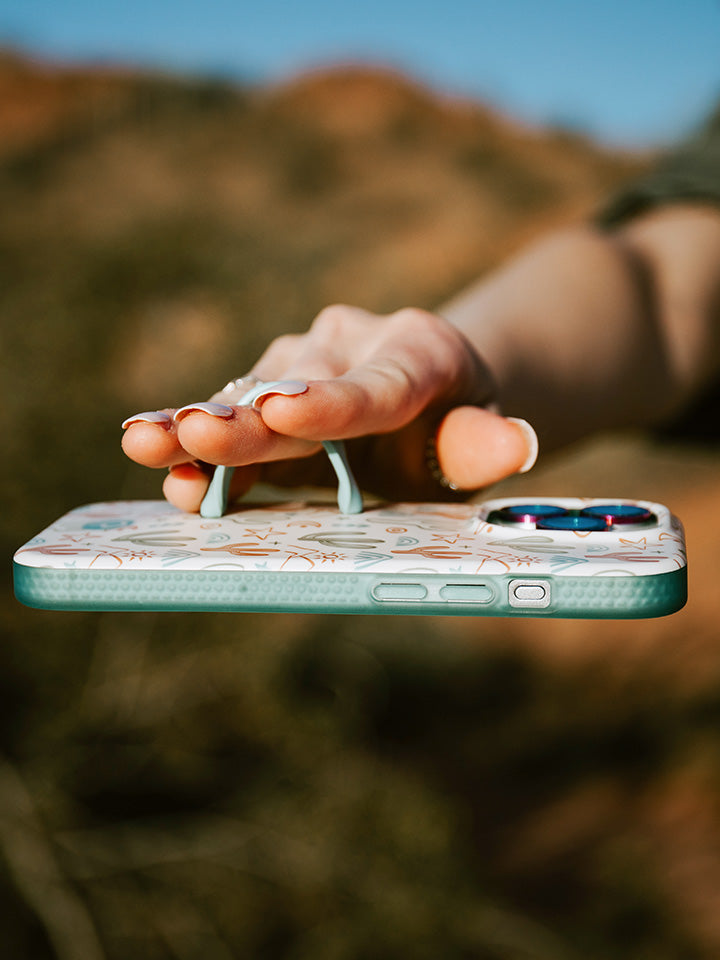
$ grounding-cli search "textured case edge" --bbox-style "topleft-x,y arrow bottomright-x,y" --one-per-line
14,562 -> 687,619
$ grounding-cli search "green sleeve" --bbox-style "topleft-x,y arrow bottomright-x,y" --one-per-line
597,105 -> 720,228
597,105 -> 720,441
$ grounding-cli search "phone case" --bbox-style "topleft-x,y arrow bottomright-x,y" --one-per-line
14,497 -> 687,619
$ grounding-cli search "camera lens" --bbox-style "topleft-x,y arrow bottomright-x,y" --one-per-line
488,504 -> 569,528
580,504 -> 655,528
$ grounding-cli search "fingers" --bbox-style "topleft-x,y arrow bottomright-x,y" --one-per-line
260,310 -> 490,441
122,403 -> 321,470
121,411 -> 188,468
124,305 -> 390,471
122,402 -> 319,513
123,304 -> 487,465
435,406 -> 538,490
162,463 -> 213,513
174,405 -> 320,466
121,305 -> 528,510
136,405 -> 537,512
163,462 -> 261,513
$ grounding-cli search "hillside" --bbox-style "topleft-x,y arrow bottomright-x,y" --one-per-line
5,52 -> 720,960
0,56 -> 642,299
0,53 -> 644,437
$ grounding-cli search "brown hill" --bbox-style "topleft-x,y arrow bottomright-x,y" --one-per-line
0,48 -> 140,156
0,53 -> 644,411
5,52 -> 720,960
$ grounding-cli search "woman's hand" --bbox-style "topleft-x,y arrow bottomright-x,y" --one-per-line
121,305 -> 537,512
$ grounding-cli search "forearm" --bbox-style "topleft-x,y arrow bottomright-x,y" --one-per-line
441,206 -> 720,451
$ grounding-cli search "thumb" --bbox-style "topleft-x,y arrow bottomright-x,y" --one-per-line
435,406 -> 538,490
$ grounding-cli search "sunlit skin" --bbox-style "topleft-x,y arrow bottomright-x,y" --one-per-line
123,205 -> 720,511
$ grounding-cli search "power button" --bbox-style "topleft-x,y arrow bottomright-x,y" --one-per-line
509,579 -> 551,609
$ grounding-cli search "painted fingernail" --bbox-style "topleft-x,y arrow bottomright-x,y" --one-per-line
506,418 -> 539,473
174,402 -> 235,422
121,411 -> 172,429
249,380 -> 309,409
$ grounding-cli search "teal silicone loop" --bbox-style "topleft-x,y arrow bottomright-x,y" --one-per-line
199,382 -> 363,518
320,440 -> 363,515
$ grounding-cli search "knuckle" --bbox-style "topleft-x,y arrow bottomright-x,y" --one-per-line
390,308 -> 461,358
390,307 -> 450,340
311,304 -> 384,344
311,303 -> 355,334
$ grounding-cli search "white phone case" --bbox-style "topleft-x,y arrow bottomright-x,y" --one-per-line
14,497 -> 687,618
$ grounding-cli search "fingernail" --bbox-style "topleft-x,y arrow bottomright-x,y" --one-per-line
249,380 -> 309,409
121,411 -> 172,429
506,418 -> 539,473
174,402 -> 235,422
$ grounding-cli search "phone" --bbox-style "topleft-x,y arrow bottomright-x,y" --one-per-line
14,497 -> 686,618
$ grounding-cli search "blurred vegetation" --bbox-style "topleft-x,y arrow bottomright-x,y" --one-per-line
3,52 -> 720,959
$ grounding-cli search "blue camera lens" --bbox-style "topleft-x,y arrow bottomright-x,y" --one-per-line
537,515 -> 607,532
488,504 -> 568,527
580,504 -> 655,526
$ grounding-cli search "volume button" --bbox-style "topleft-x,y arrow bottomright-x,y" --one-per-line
439,583 -> 493,603
372,582 -> 428,602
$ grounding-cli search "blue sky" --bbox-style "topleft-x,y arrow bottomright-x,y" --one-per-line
2,0 -> 719,146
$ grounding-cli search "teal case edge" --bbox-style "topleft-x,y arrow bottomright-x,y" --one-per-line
14,561 -> 687,620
